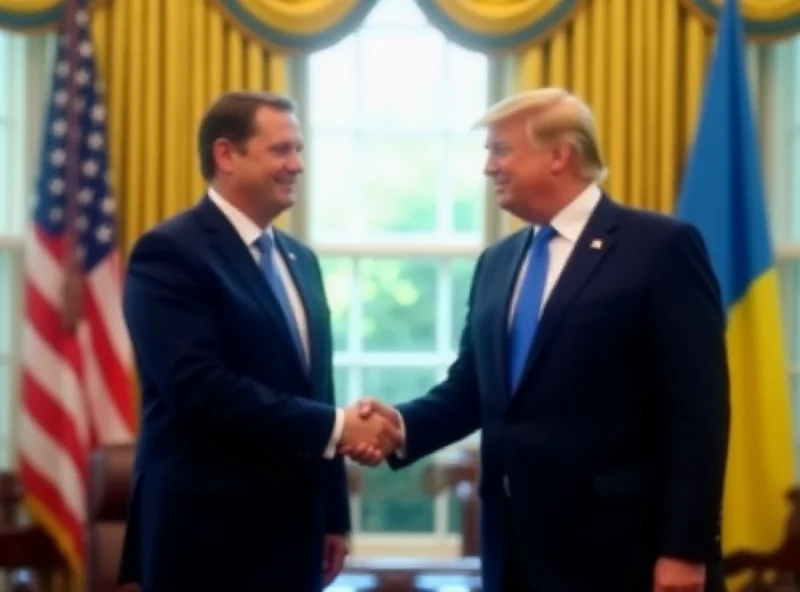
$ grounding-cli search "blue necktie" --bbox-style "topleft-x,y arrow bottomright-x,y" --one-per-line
253,233 -> 307,370
508,225 -> 556,394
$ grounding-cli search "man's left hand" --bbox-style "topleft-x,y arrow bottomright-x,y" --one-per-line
322,534 -> 349,586
653,557 -> 705,592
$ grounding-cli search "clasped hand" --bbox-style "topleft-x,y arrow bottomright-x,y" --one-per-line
336,398 -> 402,466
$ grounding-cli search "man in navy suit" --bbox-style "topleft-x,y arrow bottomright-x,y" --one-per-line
119,91 -> 401,592
347,88 -> 730,592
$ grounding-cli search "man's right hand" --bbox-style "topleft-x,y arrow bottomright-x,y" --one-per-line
339,402 -> 402,463
339,398 -> 403,466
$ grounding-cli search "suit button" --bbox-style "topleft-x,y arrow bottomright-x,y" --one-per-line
503,474 -> 511,497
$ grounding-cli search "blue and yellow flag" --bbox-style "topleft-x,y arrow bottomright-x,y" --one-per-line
676,0 -> 795,560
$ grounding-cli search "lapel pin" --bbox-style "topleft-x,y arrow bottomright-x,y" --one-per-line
288,252 -> 296,261
590,239 -> 603,250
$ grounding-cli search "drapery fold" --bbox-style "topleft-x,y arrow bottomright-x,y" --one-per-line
415,0 -> 586,52
0,0 -> 105,30
680,0 -> 800,40
213,0 -> 380,52
5,1 -> 799,43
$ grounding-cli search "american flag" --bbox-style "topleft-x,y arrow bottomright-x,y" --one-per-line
17,0 -> 135,576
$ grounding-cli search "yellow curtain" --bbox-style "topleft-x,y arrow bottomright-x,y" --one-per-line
510,0 -> 714,229
89,0 -> 289,257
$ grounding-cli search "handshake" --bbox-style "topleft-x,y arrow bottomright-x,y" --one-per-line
336,398 -> 404,466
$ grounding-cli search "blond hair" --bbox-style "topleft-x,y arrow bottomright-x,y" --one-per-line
473,87 -> 608,183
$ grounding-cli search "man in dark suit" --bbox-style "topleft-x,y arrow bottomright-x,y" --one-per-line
119,91 -> 401,592
346,88 -> 730,592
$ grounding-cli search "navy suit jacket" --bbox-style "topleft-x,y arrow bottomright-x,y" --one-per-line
389,196 -> 730,592
118,196 -> 349,592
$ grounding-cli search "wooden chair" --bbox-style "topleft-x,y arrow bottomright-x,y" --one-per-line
722,488 -> 800,589
423,449 -> 480,556
0,472 -> 66,592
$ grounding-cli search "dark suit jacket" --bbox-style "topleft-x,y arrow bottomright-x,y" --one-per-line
118,196 -> 349,592
389,195 -> 730,592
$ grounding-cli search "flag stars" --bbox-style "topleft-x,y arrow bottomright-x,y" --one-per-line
52,120 -> 67,137
50,179 -> 65,195
76,215 -> 89,233
79,41 -> 93,58
75,69 -> 90,87
77,188 -> 93,205
56,61 -> 69,78
50,149 -> 66,167
100,197 -> 115,214
91,105 -> 105,123
76,9 -> 89,25
82,160 -> 100,177
88,133 -> 103,150
49,207 -> 64,223
54,90 -> 68,107
95,225 -> 112,243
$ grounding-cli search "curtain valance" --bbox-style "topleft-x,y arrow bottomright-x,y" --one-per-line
680,0 -> 800,40
2,0 -> 799,45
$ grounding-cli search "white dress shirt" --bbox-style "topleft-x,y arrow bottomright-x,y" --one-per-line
508,182 -> 603,322
207,187 -> 342,458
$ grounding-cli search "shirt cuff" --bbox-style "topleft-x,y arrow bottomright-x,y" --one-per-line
323,408 -> 344,459
395,409 -> 407,459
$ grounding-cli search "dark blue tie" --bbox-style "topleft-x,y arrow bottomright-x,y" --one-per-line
253,233 -> 307,370
508,225 -> 556,394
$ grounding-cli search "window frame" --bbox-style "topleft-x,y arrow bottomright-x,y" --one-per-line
0,30 -> 54,469
759,37 -> 800,476
287,40 -> 514,555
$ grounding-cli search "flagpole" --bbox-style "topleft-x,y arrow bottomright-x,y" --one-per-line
62,0 -> 83,332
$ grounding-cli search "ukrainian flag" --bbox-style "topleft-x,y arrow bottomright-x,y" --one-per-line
676,0 -> 795,563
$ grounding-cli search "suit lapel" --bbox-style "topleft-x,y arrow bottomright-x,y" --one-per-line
196,197 -> 307,377
510,196 -> 620,399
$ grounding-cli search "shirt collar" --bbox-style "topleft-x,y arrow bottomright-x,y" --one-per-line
207,186 -> 273,247
541,183 -> 602,243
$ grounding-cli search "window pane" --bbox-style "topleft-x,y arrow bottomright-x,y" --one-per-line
0,361 -> 11,469
360,459 -> 434,532
0,131 -> 8,235
792,133 -> 800,242
0,248 -> 18,355
333,366 -> 350,405
795,40 -> 800,124
308,133 -> 356,240
446,44 -> 488,132
362,366 -> 438,406
448,490 -> 463,534
307,37 -> 357,131
361,258 -> 437,352
360,29 -> 445,132
363,0 -> 428,27
0,33 -> 7,120
319,256 -> 354,352
449,133 -> 486,235
451,258 -> 477,349
361,134 -> 439,236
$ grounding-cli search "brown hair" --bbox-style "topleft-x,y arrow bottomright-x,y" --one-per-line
197,91 -> 296,181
